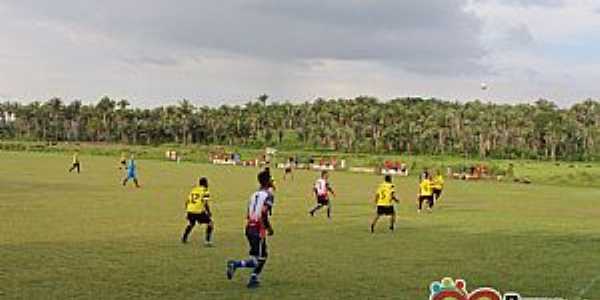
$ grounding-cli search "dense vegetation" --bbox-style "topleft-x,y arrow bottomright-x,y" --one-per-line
1,95 -> 600,160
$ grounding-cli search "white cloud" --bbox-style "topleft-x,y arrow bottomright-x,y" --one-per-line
0,0 -> 598,106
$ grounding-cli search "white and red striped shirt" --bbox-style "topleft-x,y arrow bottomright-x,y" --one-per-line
246,189 -> 273,237
314,178 -> 330,196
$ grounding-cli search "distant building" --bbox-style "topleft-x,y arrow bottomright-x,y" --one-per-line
1,112 -> 16,123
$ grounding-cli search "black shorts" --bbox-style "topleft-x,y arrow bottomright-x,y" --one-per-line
419,195 -> 434,202
433,189 -> 442,199
317,195 -> 329,206
120,160 -> 127,166
246,228 -> 268,258
377,206 -> 395,216
187,212 -> 211,224
285,168 -> 292,173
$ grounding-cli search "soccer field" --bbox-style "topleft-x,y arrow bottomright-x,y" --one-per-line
2,152 -> 600,299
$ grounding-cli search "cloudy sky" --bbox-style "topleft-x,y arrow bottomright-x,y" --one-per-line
1,0 -> 599,107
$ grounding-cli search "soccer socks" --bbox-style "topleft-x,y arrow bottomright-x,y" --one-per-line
327,206 -> 331,219
253,258 -> 267,276
205,225 -> 213,242
309,204 -> 324,216
233,258 -> 258,269
182,224 -> 195,242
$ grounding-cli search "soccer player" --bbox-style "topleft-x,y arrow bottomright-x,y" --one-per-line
309,170 -> 336,218
432,169 -> 445,204
119,152 -> 127,170
122,154 -> 140,188
181,177 -> 214,246
68,150 -> 81,173
417,172 -> 434,213
283,157 -> 294,181
370,175 -> 399,233
226,170 -> 275,289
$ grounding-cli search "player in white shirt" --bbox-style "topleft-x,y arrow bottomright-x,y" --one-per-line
309,170 -> 336,219
226,170 -> 275,289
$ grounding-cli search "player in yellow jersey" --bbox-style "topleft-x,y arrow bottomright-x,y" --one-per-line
432,169 -> 445,204
370,175 -> 399,233
68,150 -> 81,173
181,177 -> 214,246
417,172 -> 434,213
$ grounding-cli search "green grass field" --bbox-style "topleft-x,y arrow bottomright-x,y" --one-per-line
2,151 -> 600,299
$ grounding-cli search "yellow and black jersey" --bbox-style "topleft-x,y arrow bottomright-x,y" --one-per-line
432,175 -> 444,190
375,182 -> 395,206
419,179 -> 433,196
186,186 -> 211,213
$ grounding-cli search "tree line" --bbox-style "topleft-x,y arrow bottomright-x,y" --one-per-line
1,95 -> 600,160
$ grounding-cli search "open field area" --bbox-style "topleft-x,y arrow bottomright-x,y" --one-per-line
2,151 -> 600,299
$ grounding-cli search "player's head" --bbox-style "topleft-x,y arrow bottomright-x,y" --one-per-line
130,154 -> 135,159
258,170 -> 271,189
264,166 -> 271,174
199,177 -> 208,188
321,170 -> 329,179
421,171 -> 429,180
384,175 -> 392,183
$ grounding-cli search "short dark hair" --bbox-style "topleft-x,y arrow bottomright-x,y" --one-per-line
321,170 -> 328,177
258,170 -> 271,188
199,177 -> 208,187
384,175 -> 392,182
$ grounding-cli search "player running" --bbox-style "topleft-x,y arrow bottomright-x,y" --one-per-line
283,157 -> 295,181
309,170 -> 336,219
119,152 -> 127,170
226,170 -> 275,289
432,169 -> 445,204
68,150 -> 81,173
181,177 -> 214,247
370,175 -> 399,233
122,154 -> 140,188
417,172 -> 434,213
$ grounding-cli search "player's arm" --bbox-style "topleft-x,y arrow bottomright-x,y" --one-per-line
391,190 -> 399,203
328,183 -> 336,197
184,194 -> 190,209
262,206 -> 274,235
203,194 -> 211,216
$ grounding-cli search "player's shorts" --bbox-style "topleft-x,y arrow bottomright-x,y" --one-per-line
285,167 -> 292,173
433,189 -> 443,199
120,160 -> 127,166
187,212 -> 211,224
377,205 -> 395,216
127,172 -> 137,179
317,195 -> 329,205
246,228 -> 268,259
418,195 -> 435,208
419,195 -> 434,201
